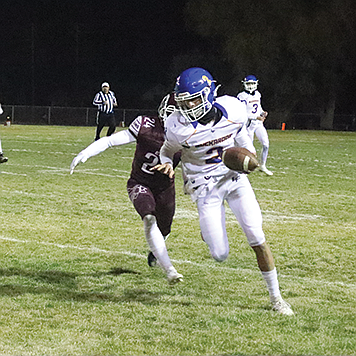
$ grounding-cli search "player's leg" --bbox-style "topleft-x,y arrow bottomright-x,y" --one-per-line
155,184 -> 175,237
196,186 -> 229,262
246,124 -> 255,143
106,113 -> 116,137
255,125 -> 273,176
95,112 -> 105,141
148,184 -> 176,267
226,176 -> 293,315
127,180 -> 182,284
0,138 -> 8,163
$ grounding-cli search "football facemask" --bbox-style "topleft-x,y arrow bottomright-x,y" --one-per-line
175,87 -> 212,122
242,75 -> 258,93
158,93 -> 176,121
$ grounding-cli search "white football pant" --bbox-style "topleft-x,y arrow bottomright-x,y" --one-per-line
247,122 -> 270,166
196,173 -> 266,262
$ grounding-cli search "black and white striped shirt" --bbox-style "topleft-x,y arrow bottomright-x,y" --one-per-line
93,91 -> 118,114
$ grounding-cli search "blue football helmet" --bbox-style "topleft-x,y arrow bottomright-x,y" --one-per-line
242,75 -> 259,93
158,93 -> 176,121
174,67 -> 216,122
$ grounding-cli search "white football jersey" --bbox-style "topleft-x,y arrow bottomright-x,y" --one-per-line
161,95 -> 254,184
237,90 -> 264,121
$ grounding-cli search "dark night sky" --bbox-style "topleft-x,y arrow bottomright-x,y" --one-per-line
0,0 -> 207,108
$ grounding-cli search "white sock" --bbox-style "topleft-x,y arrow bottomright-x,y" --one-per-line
143,215 -> 173,272
261,268 -> 281,300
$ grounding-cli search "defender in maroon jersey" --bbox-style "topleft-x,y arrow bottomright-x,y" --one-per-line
70,94 -> 183,285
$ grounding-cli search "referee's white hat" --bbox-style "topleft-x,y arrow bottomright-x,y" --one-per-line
101,82 -> 110,88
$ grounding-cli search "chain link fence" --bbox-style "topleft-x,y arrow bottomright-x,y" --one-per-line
1,105 -> 157,127
1,105 -> 356,131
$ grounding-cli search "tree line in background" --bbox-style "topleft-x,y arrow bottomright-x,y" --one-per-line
176,0 -> 356,129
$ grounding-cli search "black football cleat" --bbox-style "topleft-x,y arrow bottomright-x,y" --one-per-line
147,251 -> 157,267
0,154 -> 8,164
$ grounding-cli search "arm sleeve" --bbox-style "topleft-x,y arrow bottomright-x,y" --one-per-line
159,138 -> 182,166
127,116 -> 143,138
93,92 -> 102,106
113,93 -> 118,106
78,130 -> 136,161
234,125 -> 256,155
236,93 -> 247,106
159,121 -> 182,165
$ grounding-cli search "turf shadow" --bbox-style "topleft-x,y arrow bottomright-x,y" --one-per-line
0,267 -> 167,305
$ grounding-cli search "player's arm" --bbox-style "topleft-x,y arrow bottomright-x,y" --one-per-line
150,140 -> 177,178
257,111 -> 268,121
93,92 -> 105,106
111,92 -> 118,107
234,124 -> 257,155
151,126 -> 183,180
70,130 -> 135,174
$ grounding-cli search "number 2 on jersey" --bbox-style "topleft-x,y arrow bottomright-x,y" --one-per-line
205,147 -> 223,164
142,152 -> 159,175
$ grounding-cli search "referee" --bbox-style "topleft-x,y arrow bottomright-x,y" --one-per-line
93,82 -> 118,141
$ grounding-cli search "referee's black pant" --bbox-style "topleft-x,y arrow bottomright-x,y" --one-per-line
95,111 -> 116,141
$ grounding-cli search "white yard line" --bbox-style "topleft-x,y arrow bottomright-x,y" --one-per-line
0,171 -> 27,176
3,163 -> 130,178
1,235 -> 355,289
0,187 -> 326,222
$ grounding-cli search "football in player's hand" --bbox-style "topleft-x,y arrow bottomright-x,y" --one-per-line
222,147 -> 259,173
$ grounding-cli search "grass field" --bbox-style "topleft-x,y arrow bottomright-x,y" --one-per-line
0,125 -> 355,356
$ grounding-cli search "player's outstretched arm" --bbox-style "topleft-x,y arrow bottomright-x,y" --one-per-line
70,153 -> 88,174
70,130 -> 135,174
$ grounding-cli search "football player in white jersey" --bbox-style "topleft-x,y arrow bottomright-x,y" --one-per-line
153,67 -> 293,315
0,103 -> 9,164
237,75 -> 273,176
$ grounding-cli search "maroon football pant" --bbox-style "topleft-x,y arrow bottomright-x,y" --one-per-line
127,178 -> 175,237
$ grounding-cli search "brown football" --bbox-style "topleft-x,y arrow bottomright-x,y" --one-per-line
222,147 -> 259,173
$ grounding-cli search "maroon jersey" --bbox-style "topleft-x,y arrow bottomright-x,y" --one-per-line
128,115 -> 179,191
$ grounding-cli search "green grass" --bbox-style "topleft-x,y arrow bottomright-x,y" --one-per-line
0,125 -> 356,355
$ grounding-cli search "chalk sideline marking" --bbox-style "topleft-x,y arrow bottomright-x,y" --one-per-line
1,235 -> 355,289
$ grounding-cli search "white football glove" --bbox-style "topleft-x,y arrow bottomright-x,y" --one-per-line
70,153 -> 88,174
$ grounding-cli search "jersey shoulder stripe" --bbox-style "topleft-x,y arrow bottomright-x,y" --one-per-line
128,116 -> 144,138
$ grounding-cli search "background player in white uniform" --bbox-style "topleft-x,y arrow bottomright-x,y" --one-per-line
153,67 -> 293,315
237,75 -> 273,176
0,103 -> 9,164
70,94 -> 183,285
